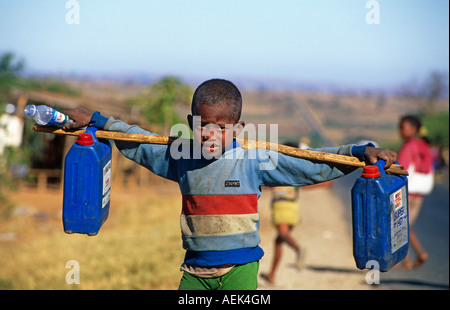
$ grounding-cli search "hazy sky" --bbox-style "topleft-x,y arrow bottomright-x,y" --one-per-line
0,0 -> 448,90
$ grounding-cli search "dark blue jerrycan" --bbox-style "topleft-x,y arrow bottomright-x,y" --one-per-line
63,127 -> 112,236
351,160 -> 409,271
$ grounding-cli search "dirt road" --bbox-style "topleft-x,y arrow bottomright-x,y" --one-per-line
257,184 -> 373,290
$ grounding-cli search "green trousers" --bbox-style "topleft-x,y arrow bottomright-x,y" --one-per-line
178,261 -> 259,290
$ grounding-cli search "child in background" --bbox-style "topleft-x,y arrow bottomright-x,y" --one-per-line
398,115 -> 433,269
64,78 -> 398,290
263,141 -> 303,284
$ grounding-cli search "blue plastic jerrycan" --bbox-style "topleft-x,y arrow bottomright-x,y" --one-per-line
63,127 -> 112,236
351,160 -> 409,271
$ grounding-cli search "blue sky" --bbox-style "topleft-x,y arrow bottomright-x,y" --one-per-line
0,0 -> 448,90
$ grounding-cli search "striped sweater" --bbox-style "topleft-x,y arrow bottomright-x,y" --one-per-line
92,113 -> 362,266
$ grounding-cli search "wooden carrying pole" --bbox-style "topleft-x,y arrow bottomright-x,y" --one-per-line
33,125 -> 408,176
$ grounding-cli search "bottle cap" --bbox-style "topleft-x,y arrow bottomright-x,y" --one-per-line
76,133 -> 94,145
362,165 -> 381,178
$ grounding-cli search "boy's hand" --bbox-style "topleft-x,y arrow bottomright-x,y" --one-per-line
63,107 -> 93,130
364,147 -> 398,168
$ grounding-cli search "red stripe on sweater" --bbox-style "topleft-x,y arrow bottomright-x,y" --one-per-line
182,194 -> 257,215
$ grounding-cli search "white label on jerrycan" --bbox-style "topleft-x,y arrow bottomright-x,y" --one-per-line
102,190 -> 111,209
103,160 -> 112,194
390,186 -> 408,253
102,160 -> 112,208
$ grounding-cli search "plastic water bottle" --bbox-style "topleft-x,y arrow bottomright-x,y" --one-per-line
24,104 -> 72,127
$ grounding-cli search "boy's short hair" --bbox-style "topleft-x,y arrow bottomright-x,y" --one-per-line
192,79 -> 242,122
400,115 -> 422,132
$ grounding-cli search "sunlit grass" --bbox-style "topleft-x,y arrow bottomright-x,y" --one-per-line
0,184 -> 185,290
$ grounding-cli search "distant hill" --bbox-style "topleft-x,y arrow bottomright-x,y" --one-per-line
241,89 -> 449,148
28,75 -> 448,150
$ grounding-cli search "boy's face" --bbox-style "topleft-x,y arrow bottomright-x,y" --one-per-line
188,103 -> 244,158
399,120 -> 417,141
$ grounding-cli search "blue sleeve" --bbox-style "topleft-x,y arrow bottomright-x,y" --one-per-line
258,145 -> 358,187
351,142 -> 375,161
101,116 -> 178,182
90,111 -> 109,129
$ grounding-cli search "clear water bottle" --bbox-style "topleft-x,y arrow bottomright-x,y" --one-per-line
24,104 -> 73,127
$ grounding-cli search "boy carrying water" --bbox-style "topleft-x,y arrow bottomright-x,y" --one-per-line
64,78 -> 397,290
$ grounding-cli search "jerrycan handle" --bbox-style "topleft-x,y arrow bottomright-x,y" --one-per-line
374,159 -> 407,181
84,126 -> 99,143
85,126 -> 112,149
374,160 -> 386,176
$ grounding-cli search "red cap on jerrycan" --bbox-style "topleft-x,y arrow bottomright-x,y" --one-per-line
361,165 -> 381,178
76,133 -> 94,145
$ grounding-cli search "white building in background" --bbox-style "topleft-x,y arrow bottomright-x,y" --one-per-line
0,103 -> 24,155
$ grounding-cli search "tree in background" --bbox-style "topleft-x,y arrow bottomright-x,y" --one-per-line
401,70 -> 449,114
423,71 -> 448,114
0,52 -> 24,104
420,72 -> 449,149
1,52 -> 83,208
0,52 -> 27,207
127,76 -> 192,135
422,112 -> 449,148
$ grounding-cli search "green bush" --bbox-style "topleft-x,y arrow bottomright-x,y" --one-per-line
422,112 -> 449,147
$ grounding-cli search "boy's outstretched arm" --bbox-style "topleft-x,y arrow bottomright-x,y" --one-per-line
364,146 -> 398,168
62,107 -> 398,169
62,107 -> 177,181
